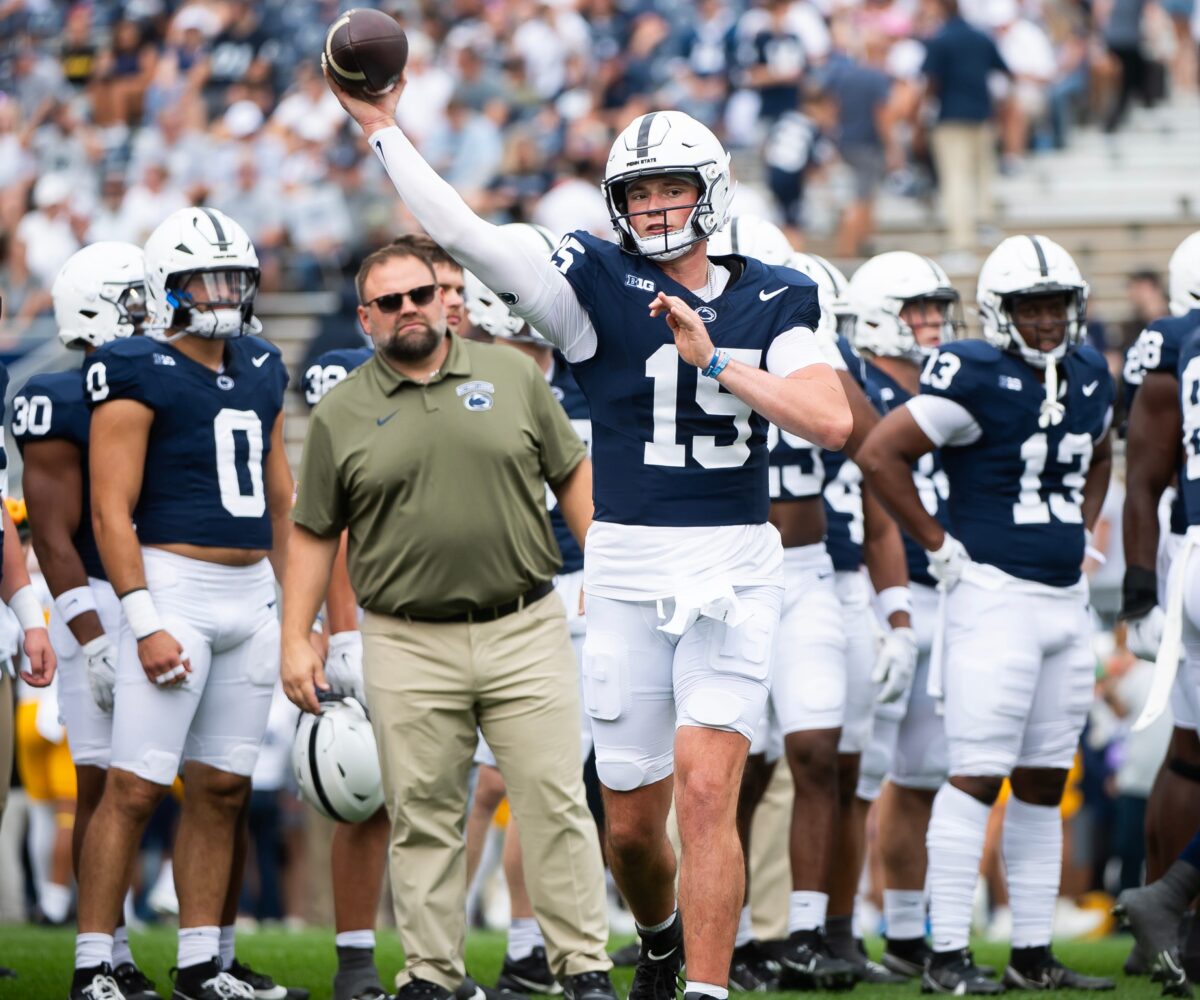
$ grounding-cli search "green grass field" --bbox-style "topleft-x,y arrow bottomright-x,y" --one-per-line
0,927 -> 1167,1000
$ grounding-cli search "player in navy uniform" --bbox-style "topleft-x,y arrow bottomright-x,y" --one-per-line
841,251 -> 959,980
325,70 -> 852,1000
858,236 -> 1116,994
14,242 -> 164,1000
1119,230 -> 1200,978
71,208 -> 294,1000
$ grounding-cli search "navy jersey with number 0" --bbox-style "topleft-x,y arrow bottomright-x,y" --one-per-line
820,336 -> 869,571
554,231 -> 822,526
303,346 -> 373,408
11,365 -> 106,579
547,355 -> 591,574
86,336 -> 288,549
1175,328 -> 1200,526
866,358 -> 951,586
919,340 -> 1112,586
1124,310 -> 1200,535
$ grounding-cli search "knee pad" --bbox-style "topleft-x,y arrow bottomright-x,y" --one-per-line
682,687 -> 745,730
1168,756 -> 1200,783
121,748 -> 183,788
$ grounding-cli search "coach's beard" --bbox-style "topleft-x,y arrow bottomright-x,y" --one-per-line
380,319 -> 445,364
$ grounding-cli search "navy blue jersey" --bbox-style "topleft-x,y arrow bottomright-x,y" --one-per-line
1123,310 -> 1200,535
12,365 -> 105,579
554,231 -> 822,527
1176,328 -> 1200,526
866,359 -> 951,586
547,354 -> 591,574
85,336 -> 288,549
302,346 -> 373,408
821,336 -> 869,572
919,341 -> 1112,586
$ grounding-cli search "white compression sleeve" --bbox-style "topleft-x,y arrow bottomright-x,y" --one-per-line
370,127 -> 598,361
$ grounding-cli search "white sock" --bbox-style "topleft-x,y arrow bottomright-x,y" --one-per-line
637,909 -> 677,936
1003,796 -> 1061,949
684,982 -> 728,1000
336,930 -> 376,950
507,917 -> 544,961
884,889 -> 926,941
112,925 -> 134,968
75,932 -> 114,971
177,925 -> 221,970
788,891 -> 828,933
927,784 -> 992,953
219,924 -> 236,969
41,881 -> 72,923
735,904 -> 755,948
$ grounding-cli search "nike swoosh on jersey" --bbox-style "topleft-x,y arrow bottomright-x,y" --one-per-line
759,287 -> 786,301
646,946 -> 678,962
252,353 -> 270,367
1082,381 -> 1099,396
377,410 -> 400,426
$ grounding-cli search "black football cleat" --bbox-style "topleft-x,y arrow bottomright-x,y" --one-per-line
882,937 -> 932,979
1002,948 -> 1114,991
496,947 -> 562,996
171,960 -> 256,1000
114,963 -> 163,1000
227,960 -> 308,1000
628,917 -> 684,1000
70,964 -> 124,1000
606,943 -> 640,968
777,930 -> 857,991
921,949 -> 1005,995
729,940 -> 779,992
560,971 -> 618,1000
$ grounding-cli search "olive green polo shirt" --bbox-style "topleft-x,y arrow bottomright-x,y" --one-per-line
292,334 -> 586,617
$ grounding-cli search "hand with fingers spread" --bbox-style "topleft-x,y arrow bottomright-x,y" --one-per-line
649,292 -> 716,370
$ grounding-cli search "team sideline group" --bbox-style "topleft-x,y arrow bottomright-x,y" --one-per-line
1,71 -> 1198,1000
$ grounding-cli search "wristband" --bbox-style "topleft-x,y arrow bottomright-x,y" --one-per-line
120,588 -> 163,640
1120,565 -> 1158,620
8,585 -> 45,633
55,585 -> 97,625
877,586 -> 913,620
702,349 -> 730,379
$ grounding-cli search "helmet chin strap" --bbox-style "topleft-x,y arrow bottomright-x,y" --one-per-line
1039,353 -> 1065,428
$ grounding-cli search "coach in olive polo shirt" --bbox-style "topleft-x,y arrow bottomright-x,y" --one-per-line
282,242 -> 612,1000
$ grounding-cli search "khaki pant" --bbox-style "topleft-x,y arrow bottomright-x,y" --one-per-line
931,122 -> 997,253
362,592 -> 609,992
0,671 -> 12,818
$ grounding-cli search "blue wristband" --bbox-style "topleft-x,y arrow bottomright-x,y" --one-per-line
703,349 -> 730,379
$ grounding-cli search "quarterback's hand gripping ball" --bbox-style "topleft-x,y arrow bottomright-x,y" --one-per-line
323,8 -> 408,98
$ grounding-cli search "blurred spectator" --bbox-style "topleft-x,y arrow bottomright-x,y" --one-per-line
532,160 -> 612,239
1119,269 -> 1170,345
763,84 -> 837,241
201,0 -> 279,118
736,0 -> 809,124
7,34 -> 70,119
676,0 -> 738,126
60,5 -> 100,90
86,171 -> 137,244
281,174 -> 353,289
425,96 -> 505,197
512,0 -> 592,100
989,0 -> 1056,170
13,173 -> 80,297
211,155 -> 286,290
1102,0 -> 1150,131
121,159 -> 188,244
1041,0 -> 1092,150
92,18 -> 158,128
921,0 -> 1011,257
271,61 -> 345,144
395,33 -> 454,151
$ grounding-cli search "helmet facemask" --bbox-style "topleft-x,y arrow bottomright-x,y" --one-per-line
986,285 -> 1086,370
160,266 -> 261,340
604,163 -> 731,262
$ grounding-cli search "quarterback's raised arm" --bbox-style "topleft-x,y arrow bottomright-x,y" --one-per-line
326,70 -> 591,358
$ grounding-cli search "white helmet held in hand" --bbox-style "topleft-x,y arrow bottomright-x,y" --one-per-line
464,223 -> 557,343
293,697 -> 385,824
52,242 -> 146,349
1168,230 -> 1200,317
708,215 -> 794,266
977,235 -> 1088,368
786,252 -> 852,340
848,251 -> 959,361
143,206 -> 262,341
603,110 -> 734,262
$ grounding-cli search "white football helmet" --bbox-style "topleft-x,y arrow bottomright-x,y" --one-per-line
52,242 -> 146,349
977,235 -> 1088,368
143,206 -> 261,341
848,251 -> 959,361
1168,231 -> 1200,317
464,223 -> 557,343
602,110 -> 734,262
708,215 -> 794,266
292,697 -> 385,824
786,252 -> 852,340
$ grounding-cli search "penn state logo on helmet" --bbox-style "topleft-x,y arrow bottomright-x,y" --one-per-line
143,206 -> 262,342
52,242 -> 146,349
602,110 -> 735,262
847,251 -> 960,362
292,696 -> 385,824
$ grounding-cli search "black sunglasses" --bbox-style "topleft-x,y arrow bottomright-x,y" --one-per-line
366,284 -> 438,312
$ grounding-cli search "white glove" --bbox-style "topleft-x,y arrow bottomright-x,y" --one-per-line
928,534 -> 970,590
82,635 -> 118,713
872,627 -> 919,704
325,630 -> 365,704
1126,606 -> 1165,661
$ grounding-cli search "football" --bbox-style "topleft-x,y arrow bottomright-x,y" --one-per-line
323,8 -> 409,98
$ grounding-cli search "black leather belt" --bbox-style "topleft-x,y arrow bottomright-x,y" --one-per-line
401,579 -> 554,624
